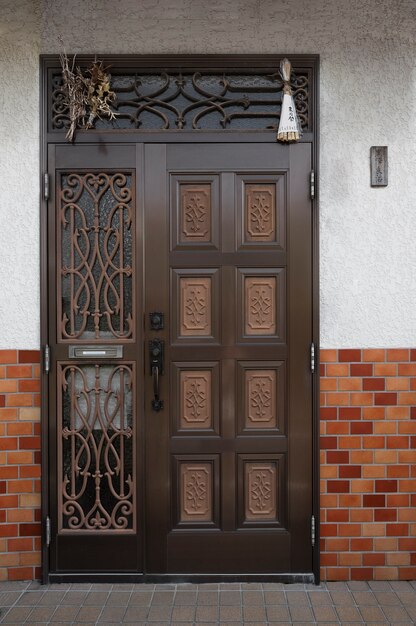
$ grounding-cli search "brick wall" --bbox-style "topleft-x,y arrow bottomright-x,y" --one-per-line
1,347 -> 415,581
320,348 -> 416,581
0,350 -> 41,581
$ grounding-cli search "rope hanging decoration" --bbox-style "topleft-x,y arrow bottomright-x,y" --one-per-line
277,58 -> 301,142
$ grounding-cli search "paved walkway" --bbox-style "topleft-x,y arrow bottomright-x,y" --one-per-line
0,580 -> 415,625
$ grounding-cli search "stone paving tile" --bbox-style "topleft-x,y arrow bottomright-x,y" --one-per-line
195,604 -> 219,621
129,591 -> 153,605
218,605 -> 242,621
219,590 -> 241,605
286,590 -> 310,605
381,604 -> 412,622
173,591 -> 197,605
289,604 -> 315,622
122,606 -> 149,621
312,603 -> 338,621
335,604 -> 364,621
266,603 -> 291,621
146,605 -> 173,621
359,604 -> 389,622
242,605 -> 267,621
197,591 -> 219,605
151,591 -> 175,605
50,604 -> 80,621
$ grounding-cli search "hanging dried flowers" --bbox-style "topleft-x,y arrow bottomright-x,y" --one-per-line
59,53 -> 117,142
277,58 -> 301,142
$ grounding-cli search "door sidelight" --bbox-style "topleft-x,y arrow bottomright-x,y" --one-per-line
149,339 -> 164,411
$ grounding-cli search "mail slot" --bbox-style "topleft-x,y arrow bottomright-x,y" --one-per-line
68,346 -> 123,359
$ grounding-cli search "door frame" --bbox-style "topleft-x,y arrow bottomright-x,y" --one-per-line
40,54 -> 320,583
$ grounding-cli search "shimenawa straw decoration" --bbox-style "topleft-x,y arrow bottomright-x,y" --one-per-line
277,58 -> 301,142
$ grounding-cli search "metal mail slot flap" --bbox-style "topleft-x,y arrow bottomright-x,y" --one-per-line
68,345 -> 123,359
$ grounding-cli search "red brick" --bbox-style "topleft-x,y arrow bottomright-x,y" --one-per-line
351,567 -> 374,580
327,509 -> 349,522
327,480 -> 350,493
326,451 -> 349,464
363,436 -> 385,449
351,363 -> 373,376
351,538 -> 373,551
339,349 -> 361,362
320,524 -> 338,537
5,365 -> 33,378
0,351 -> 17,364
363,494 -> 385,507
387,436 -> 409,449
411,349 -> 416,361
386,523 -> 409,536
18,379 -> 40,392
375,480 -> 398,493
18,523 -> 41,537
339,465 -> 361,478
0,437 -> 18,450
18,350 -> 40,363
339,523 -> 361,537
8,567 -> 33,580
320,437 -> 337,449
0,495 -> 18,508
387,465 -> 409,478
375,509 -> 397,522
374,392 -> 397,405
339,407 -> 361,420
351,422 -> 373,434
363,553 -> 385,566
19,437 -> 41,450
8,538 -> 33,551
320,407 -> 337,421
0,467 -> 18,479
0,524 -> 18,537
363,377 -> 385,391
20,466 -> 41,478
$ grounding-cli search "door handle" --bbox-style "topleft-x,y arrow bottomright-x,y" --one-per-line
149,339 -> 164,411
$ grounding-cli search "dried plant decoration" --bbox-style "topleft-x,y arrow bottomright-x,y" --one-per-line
59,53 -> 117,142
277,58 -> 301,142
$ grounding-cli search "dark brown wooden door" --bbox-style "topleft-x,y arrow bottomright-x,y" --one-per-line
47,141 -> 313,576
144,143 -> 313,574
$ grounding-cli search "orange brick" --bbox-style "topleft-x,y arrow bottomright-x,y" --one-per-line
386,377 -> 409,391
321,466 -> 338,478
363,407 -> 385,420
350,508 -> 373,522
7,423 -> 32,435
0,351 -> 17,364
351,479 -> 374,493
6,394 -> 33,407
339,494 -> 362,507
0,554 -> 19,567
19,552 -> 41,566
363,436 -> 385,449
398,509 -> 416,521
374,566 -> 399,580
321,378 -> 337,391
325,567 -> 349,580
19,408 -> 40,421
19,493 -> 41,508
399,450 -> 416,463
339,552 -> 362,566
387,552 -> 410,566
362,465 -> 386,478
351,392 -> 373,406
8,566 -> 33,580
320,494 -> 338,508
398,392 -> 416,405
0,408 -> 18,421
320,350 -> 338,363
374,363 -> 397,376
18,379 -> 40,393
362,523 -> 386,537
7,509 -> 33,522
0,380 -> 18,392
327,393 -> 350,406
362,349 -> 385,362
351,450 -> 373,464
387,435 -> 409,448
386,406 -> 410,420
6,365 -> 32,378
339,524 -> 361,537
339,378 -> 362,391
7,451 -> 33,464
33,365 -> 40,378
399,479 -> 416,492
374,537 -> 397,551
374,422 -> 396,434
325,538 -> 350,551
398,421 -> 416,434
339,436 -> 362,449
374,449 -> 397,463
387,349 -> 409,362
387,494 -> 409,507
7,480 -> 33,493
326,364 -> 349,377
326,422 -> 349,434
387,465 -> 409,478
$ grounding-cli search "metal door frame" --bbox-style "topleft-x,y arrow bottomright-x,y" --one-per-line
40,54 -> 320,583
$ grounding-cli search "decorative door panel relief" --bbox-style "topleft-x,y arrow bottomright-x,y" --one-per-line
180,184 -> 211,242
245,184 -> 276,242
245,370 -> 276,428
58,363 -> 135,532
58,171 -> 135,342
180,370 -> 212,429
179,277 -> 211,337
245,462 -> 277,521
245,276 -> 276,335
179,462 -> 212,522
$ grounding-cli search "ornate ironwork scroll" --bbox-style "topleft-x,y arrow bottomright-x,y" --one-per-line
59,172 -> 134,341
59,363 -> 135,531
51,71 -> 309,132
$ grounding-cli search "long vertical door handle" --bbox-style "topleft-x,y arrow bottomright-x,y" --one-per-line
149,339 -> 164,411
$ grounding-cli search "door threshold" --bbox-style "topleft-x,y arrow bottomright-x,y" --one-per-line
48,572 -> 315,584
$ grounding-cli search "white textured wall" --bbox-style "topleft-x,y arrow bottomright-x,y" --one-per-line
0,0 -> 415,348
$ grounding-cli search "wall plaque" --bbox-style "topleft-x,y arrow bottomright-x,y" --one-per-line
370,146 -> 388,187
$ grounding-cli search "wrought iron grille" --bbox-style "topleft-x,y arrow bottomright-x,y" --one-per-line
50,70 -> 310,132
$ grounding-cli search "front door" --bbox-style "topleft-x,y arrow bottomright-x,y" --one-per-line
47,141 -> 313,577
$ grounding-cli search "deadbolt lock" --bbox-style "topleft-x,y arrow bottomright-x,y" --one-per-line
149,311 -> 164,330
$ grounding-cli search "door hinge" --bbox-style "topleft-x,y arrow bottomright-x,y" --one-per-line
44,345 -> 50,374
310,170 -> 315,200
45,516 -> 51,548
310,342 -> 315,373
311,514 -> 316,547
43,173 -> 50,201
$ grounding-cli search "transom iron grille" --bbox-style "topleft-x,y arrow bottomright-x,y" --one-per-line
49,70 -> 310,132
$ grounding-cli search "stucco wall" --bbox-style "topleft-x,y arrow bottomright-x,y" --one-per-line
0,0 -> 415,348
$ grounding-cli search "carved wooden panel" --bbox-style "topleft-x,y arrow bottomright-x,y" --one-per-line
58,363 -> 135,532
180,462 -> 212,522
245,370 -> 276,429
180,277 -> 211,336
245,184 -> 276,242
245,462 -> 277,521
245,276 -> 276,335
180,370 -> 212,429
180,184 -> 211,242
58,171 -> 134,342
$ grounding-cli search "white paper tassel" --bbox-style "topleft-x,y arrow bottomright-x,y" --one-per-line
277,58 -> 300,142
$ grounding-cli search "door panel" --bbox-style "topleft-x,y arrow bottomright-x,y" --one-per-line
48,144 -> 144,573
145,143 -> 313,574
